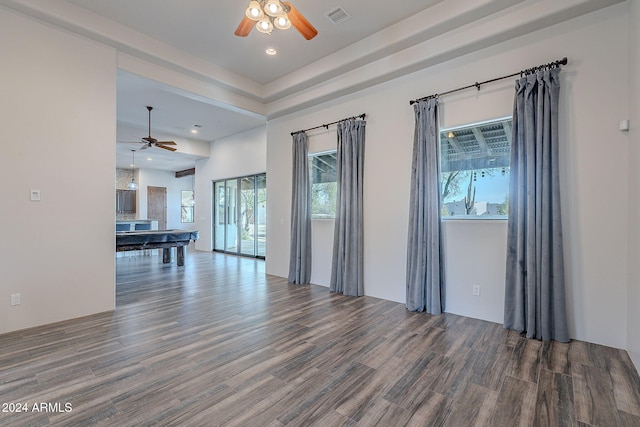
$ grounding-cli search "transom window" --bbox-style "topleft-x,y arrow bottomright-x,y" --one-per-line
440,117 -> 512,218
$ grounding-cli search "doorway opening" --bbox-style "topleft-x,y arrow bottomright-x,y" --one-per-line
213,174 -> 266,259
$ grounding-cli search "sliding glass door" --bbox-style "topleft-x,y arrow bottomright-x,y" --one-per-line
213,173 -> 266,259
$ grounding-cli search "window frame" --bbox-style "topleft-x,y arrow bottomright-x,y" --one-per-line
308,149 -> 338,220
180,190 -> 195,223
439,116 -> 512,221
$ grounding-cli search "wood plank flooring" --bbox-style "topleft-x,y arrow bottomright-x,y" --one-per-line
1,251 -> 640,426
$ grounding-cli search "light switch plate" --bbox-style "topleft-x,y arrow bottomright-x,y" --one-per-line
30,190 -> 41,201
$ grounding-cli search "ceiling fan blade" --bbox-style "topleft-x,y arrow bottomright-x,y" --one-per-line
142,136 -> 157,144
284,2 -> 317,40
157,141 -> 176,145
234,16 -> 254,37
156,144 -> 177,152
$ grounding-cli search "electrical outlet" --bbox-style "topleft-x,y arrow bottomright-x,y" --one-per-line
11,293 -> 21,306
472,285 -> 481,296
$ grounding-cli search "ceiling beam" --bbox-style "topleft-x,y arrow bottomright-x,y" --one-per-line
175,168 -> 195,178
444,136 -> 464,153
472,128 -> 491,155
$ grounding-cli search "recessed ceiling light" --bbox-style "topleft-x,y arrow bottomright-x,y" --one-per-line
191,129 -> 198,134
147,157 -> 152,161
265,48 -> 277,56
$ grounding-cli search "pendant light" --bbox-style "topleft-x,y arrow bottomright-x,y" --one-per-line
127,150 -> 139,190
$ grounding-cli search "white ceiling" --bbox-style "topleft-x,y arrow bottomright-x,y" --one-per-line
1,0 -> 623,171
79,0 -> 446,171
67,0 -> 442,84
115,70 -> 262,171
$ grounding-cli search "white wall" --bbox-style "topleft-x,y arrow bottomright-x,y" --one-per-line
266,4 -> 630,348
443,220 -> 507,324
627,0 -> 640,370
0,8 -> 116,333
194,126 -> 267,251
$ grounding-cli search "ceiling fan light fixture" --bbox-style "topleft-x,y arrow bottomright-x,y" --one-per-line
256,18 -> 273,34
264,0 -> 284,17
245,1 -> 263,20
274,15 -> 291,30
236,0 -> 316,39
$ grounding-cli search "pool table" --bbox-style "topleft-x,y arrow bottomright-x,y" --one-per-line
116,229 -> 199,266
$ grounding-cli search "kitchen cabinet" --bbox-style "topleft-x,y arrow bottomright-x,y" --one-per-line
116,189 -> 136,214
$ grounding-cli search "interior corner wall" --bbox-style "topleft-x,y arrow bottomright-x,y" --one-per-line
0,8 -> 116,334
194,126 -> 267,252
627,0 -> 640,371
266,4 -> 630,348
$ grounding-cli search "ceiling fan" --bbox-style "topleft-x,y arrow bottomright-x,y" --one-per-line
235,1 -> 317,40
139,106 -> 177,152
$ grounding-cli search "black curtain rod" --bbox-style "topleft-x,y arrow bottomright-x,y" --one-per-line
291,113 -> 366,136
409,57 -> 568,105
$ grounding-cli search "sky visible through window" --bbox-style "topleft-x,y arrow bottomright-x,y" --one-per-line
474,172 -> 509,203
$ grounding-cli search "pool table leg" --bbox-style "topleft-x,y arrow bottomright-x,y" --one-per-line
177,246 -> 185,266
162,248 -> 171,263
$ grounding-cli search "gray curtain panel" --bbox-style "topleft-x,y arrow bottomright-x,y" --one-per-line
288,131 -> 312,284
406,98 -> 445,314
504,68 -> 569,342
330,119 -> 366,296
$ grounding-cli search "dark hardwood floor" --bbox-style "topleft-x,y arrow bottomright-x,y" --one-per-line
1,251 -> 640,426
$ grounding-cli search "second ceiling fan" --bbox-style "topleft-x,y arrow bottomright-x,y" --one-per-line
139,106 -> 177,152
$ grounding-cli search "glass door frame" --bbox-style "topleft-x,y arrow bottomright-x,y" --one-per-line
212,173 -> 266,259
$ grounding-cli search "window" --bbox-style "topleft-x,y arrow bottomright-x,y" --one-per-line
181,190 -> 194,223
309,150 -> 337,219
440,117 -> 512,218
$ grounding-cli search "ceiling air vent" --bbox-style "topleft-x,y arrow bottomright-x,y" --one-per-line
325,6 -> 351,25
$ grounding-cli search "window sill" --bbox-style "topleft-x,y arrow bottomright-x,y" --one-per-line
442,216 -> 507,221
